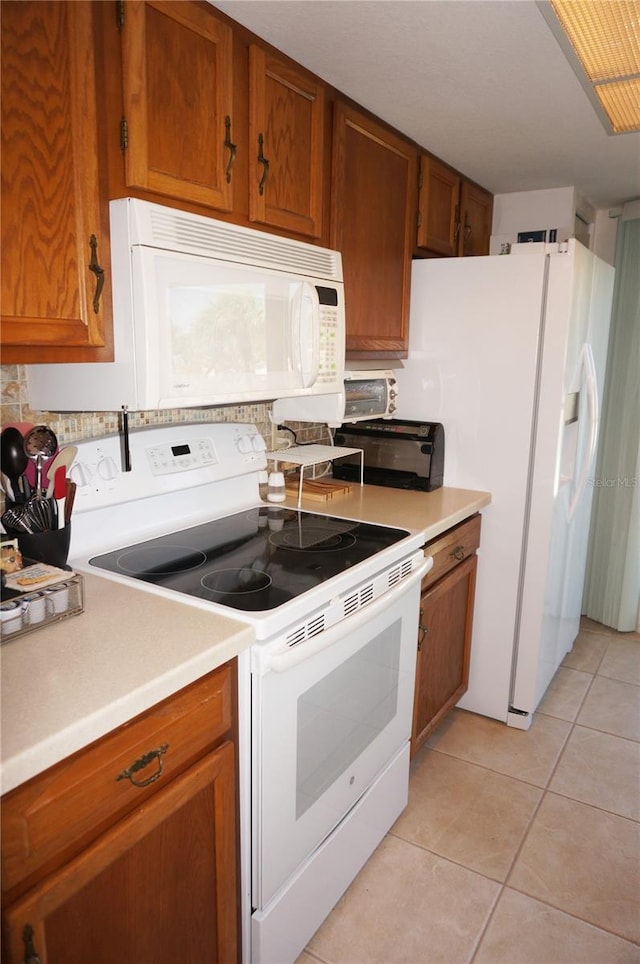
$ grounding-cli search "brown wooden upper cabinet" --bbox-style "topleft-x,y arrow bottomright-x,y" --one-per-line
331,102 -> 418,356
458,179 -> 493,256
120,0 -> 235,212
416,154 -> 493,258
248,46 -> 325,239
0,0 -> 112,363
416,155 -> 461,257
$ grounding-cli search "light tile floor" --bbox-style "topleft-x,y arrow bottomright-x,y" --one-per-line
298,619 -> 640,964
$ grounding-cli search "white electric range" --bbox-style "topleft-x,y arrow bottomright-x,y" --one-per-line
68,422 -> 430,964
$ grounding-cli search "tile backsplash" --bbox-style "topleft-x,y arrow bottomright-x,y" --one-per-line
1,364 -> 328,451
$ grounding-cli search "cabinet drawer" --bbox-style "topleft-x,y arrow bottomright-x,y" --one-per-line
1,661 -> 235,899
422,514 -> 481,589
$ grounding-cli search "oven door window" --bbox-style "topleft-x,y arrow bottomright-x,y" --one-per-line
296,625 -> 400,818
253,582 -> 420,909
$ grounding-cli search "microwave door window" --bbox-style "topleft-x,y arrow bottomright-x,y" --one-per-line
169,284 -> 267,380
153,256 -> 305,404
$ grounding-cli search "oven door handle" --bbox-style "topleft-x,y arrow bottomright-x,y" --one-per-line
264,556 -> 433,674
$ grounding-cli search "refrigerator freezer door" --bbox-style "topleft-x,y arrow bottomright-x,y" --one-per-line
510,244 -> 613,719
394,253 -> 549,721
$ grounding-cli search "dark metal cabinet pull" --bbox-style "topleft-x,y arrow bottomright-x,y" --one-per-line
116,744 -> 169,788
224,115 -> 237,184
88,234 -> 105,314
22,924 -> 41,964
257,133 -> 270,195
454,204 -> 461,244
417,610 -> 429,651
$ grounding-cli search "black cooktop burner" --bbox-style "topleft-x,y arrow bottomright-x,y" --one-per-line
89,506 -> 409,614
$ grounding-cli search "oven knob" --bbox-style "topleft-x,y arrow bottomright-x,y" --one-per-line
97,456 -> 118,480
252,435 -> 267,453
389,403 -> 396,413
389,390 -> 397,399
237,435 -> 253,454
70,462 -> 92,487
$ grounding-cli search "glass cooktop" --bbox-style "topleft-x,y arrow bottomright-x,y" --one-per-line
89,506 -> 409,613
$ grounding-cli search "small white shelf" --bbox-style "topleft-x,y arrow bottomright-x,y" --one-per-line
266,445 -> 363,505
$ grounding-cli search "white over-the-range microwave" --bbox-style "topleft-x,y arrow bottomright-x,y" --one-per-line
27,198 -> 346,411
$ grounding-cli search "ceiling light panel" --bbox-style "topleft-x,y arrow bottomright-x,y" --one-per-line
550,0 -> 640,80
542,0 -> 640,133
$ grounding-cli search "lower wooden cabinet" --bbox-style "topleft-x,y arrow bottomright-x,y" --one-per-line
411,515 -> 481,756
1,663 -> 240,964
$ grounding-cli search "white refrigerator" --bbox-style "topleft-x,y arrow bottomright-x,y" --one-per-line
394,240 -> 614,727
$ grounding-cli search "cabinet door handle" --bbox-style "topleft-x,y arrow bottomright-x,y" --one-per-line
453,204 -> 461,244
224,115 -> 237,184
451,545 -> 466,561
88,234 -> 105,314
257,133 -> 270,195
22,924 -> 41,964
417,616 -> 429,651
116,744 -> 169,788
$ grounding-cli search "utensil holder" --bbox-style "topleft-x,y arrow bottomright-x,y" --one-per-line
17,523 -> 71,570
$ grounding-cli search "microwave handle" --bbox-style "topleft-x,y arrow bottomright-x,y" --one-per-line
295,282 -> 320,388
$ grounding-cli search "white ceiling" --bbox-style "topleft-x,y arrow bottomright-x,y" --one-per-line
211,0 -> 640,210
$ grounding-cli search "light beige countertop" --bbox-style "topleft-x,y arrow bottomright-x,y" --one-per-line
1,483 -> 489,795
283,484 -> 491,543
0,573 -> 253,795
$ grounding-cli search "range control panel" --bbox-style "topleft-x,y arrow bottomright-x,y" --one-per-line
146,438 -> 218,475
69,423 -> 268,514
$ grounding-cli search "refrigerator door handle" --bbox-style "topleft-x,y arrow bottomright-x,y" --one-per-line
568,343 -> 598,522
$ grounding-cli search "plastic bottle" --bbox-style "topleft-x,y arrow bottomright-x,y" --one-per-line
267,471 -> 286,502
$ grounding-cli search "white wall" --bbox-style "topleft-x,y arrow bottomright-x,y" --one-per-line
491,187 -> 617,264
492,187 -> 576,236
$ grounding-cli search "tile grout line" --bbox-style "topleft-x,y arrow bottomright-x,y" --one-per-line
468,629 -> 618,962
470,629 -> 640,958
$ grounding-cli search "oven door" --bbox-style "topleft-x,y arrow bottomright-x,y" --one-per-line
251,565 -> 426,909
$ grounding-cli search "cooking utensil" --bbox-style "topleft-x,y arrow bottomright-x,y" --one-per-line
45,445 -> 78,498
25,497 -> 57,532
53,467 -> 67,529
23,425 -> 58,498
64,480 -> 77,523
1,427 -> 29,502
1,504 -> 34,534
1,470 -> 15,502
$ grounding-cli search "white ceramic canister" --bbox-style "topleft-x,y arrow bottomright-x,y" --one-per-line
22,591 -> 46,625
0,600 -> 22,635
44,582 -> 70,615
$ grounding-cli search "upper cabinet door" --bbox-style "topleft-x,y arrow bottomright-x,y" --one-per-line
331,103 -> 418,356
121,1 -> 234,211
249,46 -> 325,239
1,0 -> 112,363
416,155 -> 461,257
458,180 -> 493,257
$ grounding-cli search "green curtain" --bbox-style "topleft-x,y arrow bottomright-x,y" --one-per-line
583,216 -> 640,632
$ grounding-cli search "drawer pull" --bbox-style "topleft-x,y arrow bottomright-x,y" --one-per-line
22,924 -> 41,964
116,744 -> 169,788
451,545 -> 466,561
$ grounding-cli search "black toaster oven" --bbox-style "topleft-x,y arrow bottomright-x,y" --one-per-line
332,419 -> 445,491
